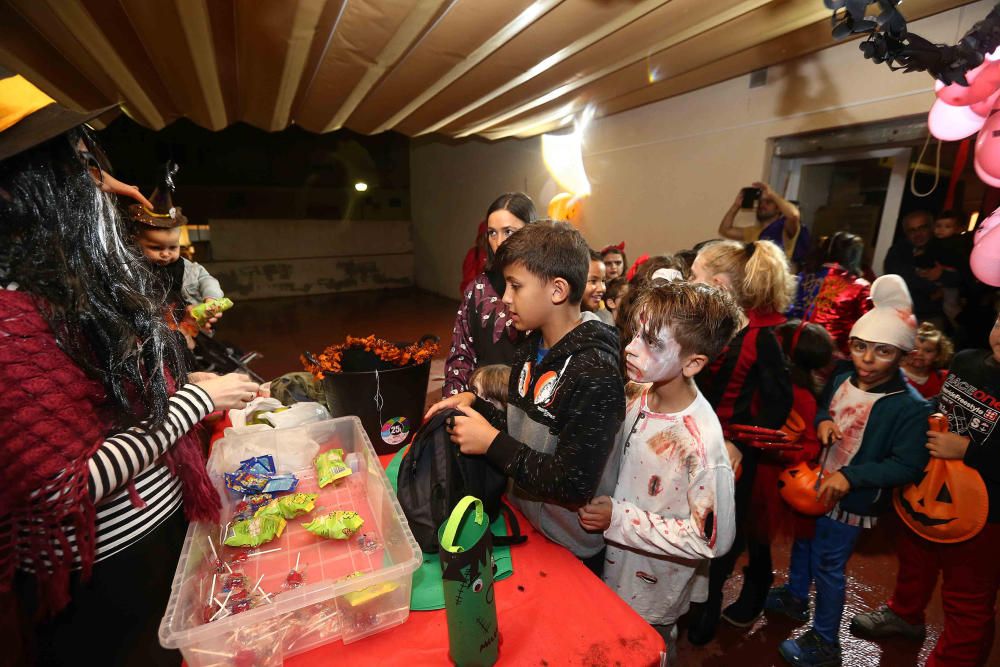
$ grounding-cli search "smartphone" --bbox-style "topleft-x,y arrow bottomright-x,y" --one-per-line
740,187 -> 762,209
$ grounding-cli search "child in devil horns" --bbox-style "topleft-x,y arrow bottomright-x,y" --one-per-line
850,312 -> 1000,667
577,280 -> 741,663
773,275 -> 931,667
683,239 -> 795,645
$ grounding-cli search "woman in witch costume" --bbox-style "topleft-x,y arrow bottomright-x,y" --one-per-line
0,72 -> 259,664
443,193 -> 537,397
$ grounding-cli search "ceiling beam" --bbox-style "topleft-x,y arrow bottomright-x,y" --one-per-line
369,0 -> 564,135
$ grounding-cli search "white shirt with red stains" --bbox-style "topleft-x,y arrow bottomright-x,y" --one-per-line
603,384 -> 736,625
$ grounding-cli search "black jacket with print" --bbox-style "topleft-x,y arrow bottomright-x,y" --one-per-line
477,312 -> 625,505
475,312 -> 626,556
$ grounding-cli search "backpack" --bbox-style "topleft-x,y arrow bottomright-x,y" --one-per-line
397,408 -> 525,553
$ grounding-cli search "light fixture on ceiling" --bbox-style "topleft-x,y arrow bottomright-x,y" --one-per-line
354,181 -> 369,192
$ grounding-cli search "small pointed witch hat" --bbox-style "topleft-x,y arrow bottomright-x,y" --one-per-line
129,160 -> 188,228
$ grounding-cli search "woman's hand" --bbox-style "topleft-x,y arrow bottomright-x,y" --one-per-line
926,431 -> 970,460
194,373 -> 260,411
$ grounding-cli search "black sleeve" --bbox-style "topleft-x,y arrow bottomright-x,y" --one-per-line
750,329 -> 793,429
486,373 -> 625,507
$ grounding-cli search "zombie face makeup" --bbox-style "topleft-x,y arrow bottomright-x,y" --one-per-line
624,314 -> 684,384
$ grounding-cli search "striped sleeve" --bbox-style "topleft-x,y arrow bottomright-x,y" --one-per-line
86,384 -> 214,503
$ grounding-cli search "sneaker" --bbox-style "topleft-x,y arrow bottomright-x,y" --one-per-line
850,605 -> 925,640
778,629 -> 842,667
765,585 -> 810,623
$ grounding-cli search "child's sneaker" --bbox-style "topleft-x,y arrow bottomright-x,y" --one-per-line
850,606 -> 925,640
778,629 -> 842,667
765,585 -> 810,623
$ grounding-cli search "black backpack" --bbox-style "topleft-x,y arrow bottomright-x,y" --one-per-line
397,408 -> 525,553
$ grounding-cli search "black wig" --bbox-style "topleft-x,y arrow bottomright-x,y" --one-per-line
0,126 -> 185,429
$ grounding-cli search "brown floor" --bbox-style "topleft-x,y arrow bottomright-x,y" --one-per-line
219,288 -> 999,667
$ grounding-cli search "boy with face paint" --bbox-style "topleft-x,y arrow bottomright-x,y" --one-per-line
577,281 -> 741,658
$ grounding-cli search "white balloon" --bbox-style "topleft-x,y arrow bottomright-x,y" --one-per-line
928,98 -> 987,141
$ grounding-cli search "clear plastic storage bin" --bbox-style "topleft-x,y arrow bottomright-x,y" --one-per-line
159,417 -> 421,666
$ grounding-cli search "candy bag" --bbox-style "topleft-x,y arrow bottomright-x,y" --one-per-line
315,449 -> 352,488
340,571 -> 399,607
262,473 -> 299,494
191,297 -> 234,328
255,493 -> 318,520
224,515 -> 287,547
303,511 -> 364,539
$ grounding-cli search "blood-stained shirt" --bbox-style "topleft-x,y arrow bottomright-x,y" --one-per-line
602,384 -> 735,625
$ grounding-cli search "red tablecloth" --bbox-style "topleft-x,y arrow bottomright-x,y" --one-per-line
283,453 -> 665,666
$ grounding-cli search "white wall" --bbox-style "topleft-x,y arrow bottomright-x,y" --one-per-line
411,1 -> 991,299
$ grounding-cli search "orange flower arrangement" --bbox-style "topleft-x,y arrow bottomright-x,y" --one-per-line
302,335 -> 438,378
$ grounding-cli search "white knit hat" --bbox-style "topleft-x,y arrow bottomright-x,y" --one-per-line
849,274 -> 917,351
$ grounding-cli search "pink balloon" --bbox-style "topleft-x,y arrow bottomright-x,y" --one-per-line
975,109 -> 1000,180
970,207 -> 1000,286
971,88 -> 1000,116
937,60 -> 1000,106
975,159 -> 1000,188
929,98 -> 987,140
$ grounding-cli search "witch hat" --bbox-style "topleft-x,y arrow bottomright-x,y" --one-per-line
129,160 -> 188,228
0,67 -> 117,162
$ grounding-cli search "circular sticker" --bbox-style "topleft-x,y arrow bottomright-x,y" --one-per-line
381,416 -> 410,445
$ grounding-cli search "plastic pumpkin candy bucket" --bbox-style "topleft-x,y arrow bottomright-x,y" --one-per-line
893,414 -> 989,543
777,462 -> 835,516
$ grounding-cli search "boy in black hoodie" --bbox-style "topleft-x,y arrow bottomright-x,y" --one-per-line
427,221 -> 626,566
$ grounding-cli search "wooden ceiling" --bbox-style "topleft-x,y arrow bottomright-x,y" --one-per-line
0,0 -> 975,140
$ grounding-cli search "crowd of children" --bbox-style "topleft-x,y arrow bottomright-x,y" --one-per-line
435,191 -> 1000,667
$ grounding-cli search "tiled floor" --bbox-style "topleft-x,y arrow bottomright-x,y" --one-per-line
219,288 -> 1000,667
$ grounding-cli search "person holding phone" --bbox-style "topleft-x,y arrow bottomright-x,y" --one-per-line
718,181 -> 808,267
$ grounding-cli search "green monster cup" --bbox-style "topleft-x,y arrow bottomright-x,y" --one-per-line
438,496 -> 499,667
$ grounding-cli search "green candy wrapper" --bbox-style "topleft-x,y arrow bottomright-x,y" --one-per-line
303,511 -> 364,539
224,515 -> 287,547
315,449 -> 352,488
254,493 -> 318,520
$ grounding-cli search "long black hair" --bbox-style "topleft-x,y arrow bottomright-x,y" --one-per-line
776,319 -> 834,397
0,126 -> 185,428
822,231 -> 864,276
484,192 -> 536,266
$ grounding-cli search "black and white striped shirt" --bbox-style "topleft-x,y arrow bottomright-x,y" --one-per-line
20,384 -> 214,571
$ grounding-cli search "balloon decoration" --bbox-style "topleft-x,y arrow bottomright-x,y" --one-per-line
827,2 -> 1000,287
777,462 -> 835,517
547,192 -> 572,220
893,414 -> 989,543
970,206 -> 1000,286
547,192 -> 587,225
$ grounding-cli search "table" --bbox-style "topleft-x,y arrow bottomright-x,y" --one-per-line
283,454 -> 666,666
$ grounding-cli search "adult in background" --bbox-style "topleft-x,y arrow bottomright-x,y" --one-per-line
443,193 -> 537,397
719,181 -> 809,268
0,72 -> 258,665
884,210 -> 950,328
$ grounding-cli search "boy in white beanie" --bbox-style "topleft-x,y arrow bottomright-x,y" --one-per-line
772,275 -> 932,667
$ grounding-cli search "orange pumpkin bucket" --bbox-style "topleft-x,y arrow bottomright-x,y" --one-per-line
778,461 -> 836,516
893,413 -> 989,543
